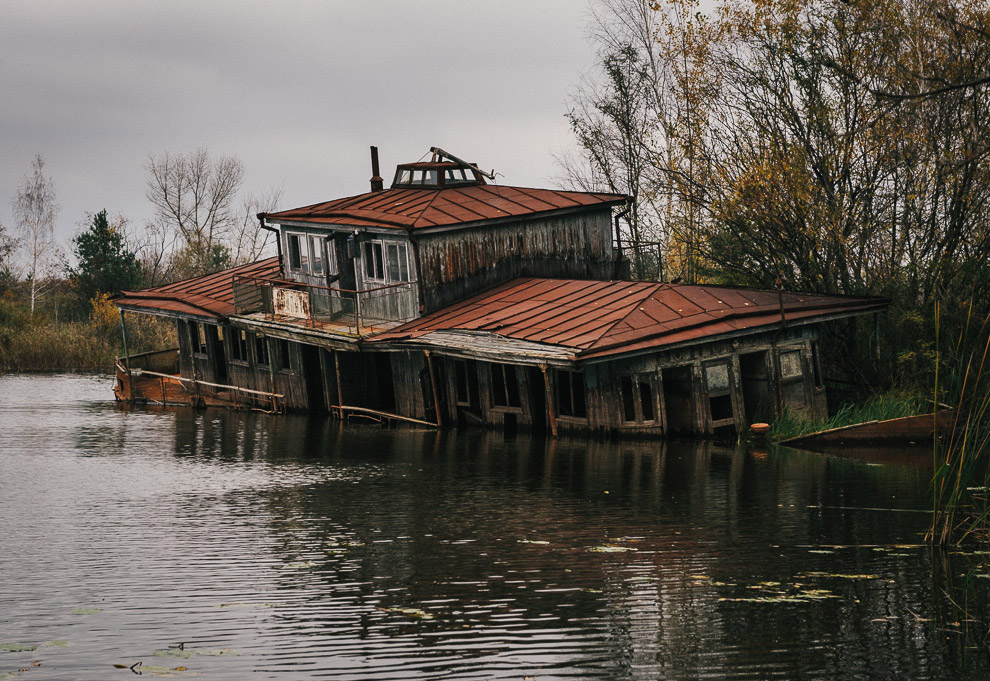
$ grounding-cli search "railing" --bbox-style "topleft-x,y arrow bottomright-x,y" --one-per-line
115,357 -> 284,413
232,276 -> 418,335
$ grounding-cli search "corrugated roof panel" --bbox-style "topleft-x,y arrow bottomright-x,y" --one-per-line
370,277 -> 889,360
266,184 -> 627,231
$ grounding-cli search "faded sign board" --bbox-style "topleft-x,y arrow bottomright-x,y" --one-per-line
273,287 -> 310,319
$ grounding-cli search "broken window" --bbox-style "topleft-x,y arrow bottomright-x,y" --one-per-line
229,329 -> 249,363
255,335 -> 268,367
277,339 -> 292,371
620,374 -> 658,424
491,364 -> 521,408
705,361 -> 735,425
555,369 -> 587,418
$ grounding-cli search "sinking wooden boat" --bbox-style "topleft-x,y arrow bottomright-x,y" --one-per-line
114,348 -> 285,412
779,411 -> 953,448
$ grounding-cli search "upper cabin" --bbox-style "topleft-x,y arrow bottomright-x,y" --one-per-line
260,147 -> 627,321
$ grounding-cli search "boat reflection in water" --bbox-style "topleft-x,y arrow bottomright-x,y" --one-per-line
0,375 -> 987,681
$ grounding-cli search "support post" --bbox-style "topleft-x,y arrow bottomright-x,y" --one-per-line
119,309 -> 131,371
425,351 -> 443,426
541,364 -> 558,438
333,350 -> 345,418
119,309 -> 134,403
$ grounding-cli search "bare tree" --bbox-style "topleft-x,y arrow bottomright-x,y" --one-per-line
0,220 -> 17,282
145,148 -> 244,276
229,187 -> 283,265
13,154 -> 60,312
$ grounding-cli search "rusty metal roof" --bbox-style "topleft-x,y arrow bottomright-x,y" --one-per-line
265,184 -> 627,231
370,278 -> 889,361
115,257 -> 283,319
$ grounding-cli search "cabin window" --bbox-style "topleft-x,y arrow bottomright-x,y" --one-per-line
620,374 -> 658,424
308,235 -> 324,275
705,361 -> 735,424
229,329 -> 249,363
555,369 -> 587,418
397,169 -> 412,184
363,241 -> 385,281
287,233 -> 302,271
364,240 -> 410,284
778,348 -> 808,410
491,364 -> 521,408
190,322 -> 208,356
779,350 -> 803,379
254,335 -> 268,367
277,339 -> 292,371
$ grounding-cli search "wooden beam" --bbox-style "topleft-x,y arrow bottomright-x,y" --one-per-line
333,350 -> 345,418
425,351 -> 443,426
541,364 -> 558,437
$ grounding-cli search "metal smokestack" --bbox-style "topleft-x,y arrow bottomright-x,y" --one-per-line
370,146 -> 384,192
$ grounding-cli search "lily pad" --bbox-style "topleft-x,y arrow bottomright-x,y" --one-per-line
0,644 -> 36,653
42,640 -> 69,647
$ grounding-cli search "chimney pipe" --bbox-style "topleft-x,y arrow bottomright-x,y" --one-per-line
370,146 -> 384,192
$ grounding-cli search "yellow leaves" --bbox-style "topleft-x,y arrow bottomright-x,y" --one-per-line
89,293 -> 118,331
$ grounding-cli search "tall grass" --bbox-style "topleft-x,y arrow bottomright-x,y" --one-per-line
928,306 -> 990,546
0,315 -> 175,373
768,392 -> 927,442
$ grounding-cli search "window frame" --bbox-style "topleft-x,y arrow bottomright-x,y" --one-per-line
490,363 -> 521,410
363,238 -> 411,285
619,373 -> 659,425
555,369 -> 587,420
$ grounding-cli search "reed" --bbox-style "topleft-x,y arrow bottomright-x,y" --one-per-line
768,392 -> 926,442
928,306 -> 990,546
0,316 -> 175,373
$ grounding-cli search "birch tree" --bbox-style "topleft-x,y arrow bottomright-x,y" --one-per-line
13,154 -> 59,312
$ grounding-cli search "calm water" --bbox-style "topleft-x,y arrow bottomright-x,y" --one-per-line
1,374 -> 988,680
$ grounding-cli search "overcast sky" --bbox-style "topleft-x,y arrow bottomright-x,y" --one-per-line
1,0 -> 598,257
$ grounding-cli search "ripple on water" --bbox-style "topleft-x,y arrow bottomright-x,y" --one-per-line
0,375 -> 987,680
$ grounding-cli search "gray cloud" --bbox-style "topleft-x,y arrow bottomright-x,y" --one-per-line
1,0 -> 594,252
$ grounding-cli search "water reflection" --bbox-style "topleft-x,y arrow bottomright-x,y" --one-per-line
0,375 -> 987,680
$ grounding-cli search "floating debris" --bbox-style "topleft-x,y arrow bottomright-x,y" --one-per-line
0,644 -> 36,653
281,561 -> 317,570
588,545 -> 637,553
376,607 -> 435,620
801,572 -> 879,580
517,540 -> 550,545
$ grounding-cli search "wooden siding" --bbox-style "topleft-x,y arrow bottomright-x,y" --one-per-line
415,210 -> 614,313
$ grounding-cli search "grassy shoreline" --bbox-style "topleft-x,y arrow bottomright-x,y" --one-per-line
0,317 -> 175,373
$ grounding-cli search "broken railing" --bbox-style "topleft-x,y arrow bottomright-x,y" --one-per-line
232,275 -> 418,334
115,355 -> 285,413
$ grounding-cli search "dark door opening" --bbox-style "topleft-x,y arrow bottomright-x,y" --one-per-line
301,344 -> 327,412
526,366 -> 547,432
740,351 -> 773,424
662,365 -> 695,435
374,353 -> 397,411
